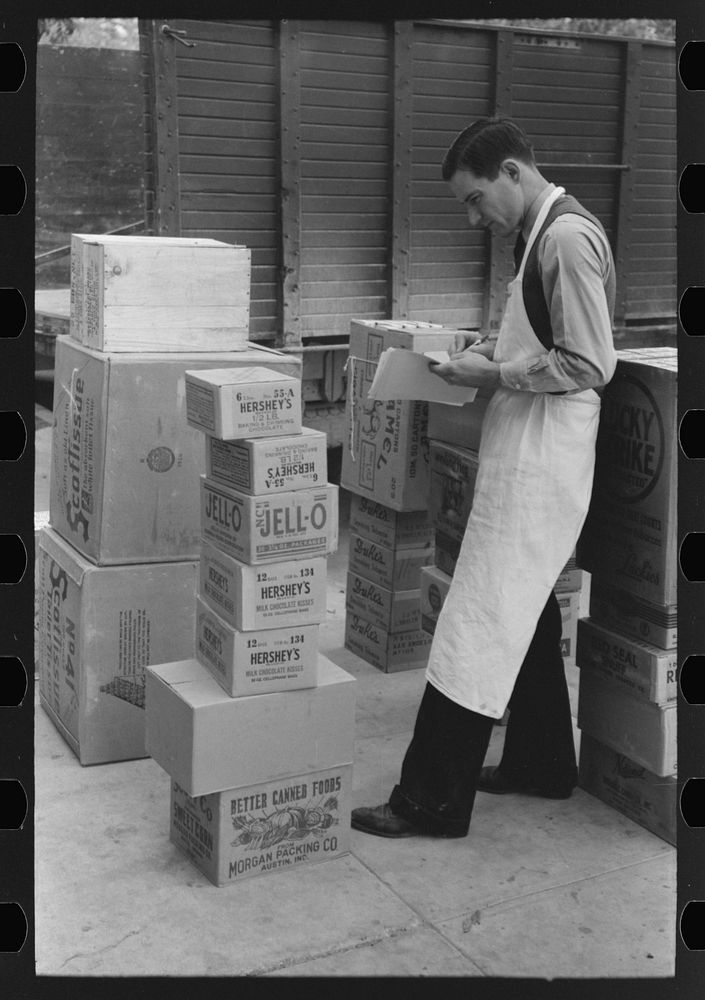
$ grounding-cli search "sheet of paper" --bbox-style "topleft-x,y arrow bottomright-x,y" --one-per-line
365,348 -> 478,406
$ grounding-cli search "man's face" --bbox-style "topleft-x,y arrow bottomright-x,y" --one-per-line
449,163 -> 524,237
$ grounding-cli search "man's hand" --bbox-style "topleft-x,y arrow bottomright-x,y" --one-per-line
430,346 -> 500,389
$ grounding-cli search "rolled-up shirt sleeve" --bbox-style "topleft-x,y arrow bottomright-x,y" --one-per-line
498,215 -> 617,394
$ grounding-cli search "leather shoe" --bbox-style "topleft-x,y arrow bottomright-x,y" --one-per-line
477,766 -> 573,800
351,803 -> 420,838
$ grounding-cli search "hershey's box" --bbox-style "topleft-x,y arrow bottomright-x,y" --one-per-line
199,539 -> 327,631
348,493 -> 434,550
341,319 -> 460,511
50,336 -> 300,564
347,532 -> 433,592
205,427 -> 327,495
419,564 -> 453,635
185,367 -> 301,440
36,526 -> 197,765
201,477 -> 338,564
344,612 -> 432,673
195,597 -> 318,697
426,389 -> 494,454
428,439 -> 479,546
577,671 -> 676,777
146,655 -> 356,796
578,733 -> 676,846
577,349 -> 677,605
588,579 -> 676,650
170,764 -> 352,886
345,571 -> 421,633
70,234 -> 251,352
576,618 -> 677,705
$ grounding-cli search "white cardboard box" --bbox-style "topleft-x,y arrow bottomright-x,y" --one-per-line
576,618 -> 677,705
145,655 -> 356,796
50,336 -> 300,564
205,427 -> 327,495
195,596 -> 319,697
199,539 -> 327,631
201,477 -> 338,564
70,234 -> 251,352
169,764 -> 352,886
347,493 -> 434,550
588,578 -> 676,650
344,612 -> 431,673
347,532 -> 433,592
185,367 -> 302,440
345,571 -> 421,633
36,526 -> 197,765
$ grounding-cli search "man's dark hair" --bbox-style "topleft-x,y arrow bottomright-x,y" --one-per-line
441,117 -> 536,182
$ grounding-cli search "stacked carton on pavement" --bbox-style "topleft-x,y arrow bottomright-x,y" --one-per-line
576,348 -> 677,845
146,369 -> 356,886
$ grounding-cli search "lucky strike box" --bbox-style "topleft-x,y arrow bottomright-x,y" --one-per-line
577,671 -> 676,777
576,618 -> 677,706
578,733 -> 676,846
36,525 -> 197,765
205,427 -> 327,495
185,367 -> 301,440
195,596 -> 319,697
50,336 -> 300,565
199,539 -> 327,631
347,493 -> 434,550
347,532 -> 433,592
345,571 -> 421,634
428,439 -> 480,547
341,319 -> 460,511
588,578 -> 676,651
201,477 -> 338,564
146,655 -> 356,797
577,349 -> 677,605
344,612 -> 432,673
170,763 -> 352,886
70,234 -> 251,352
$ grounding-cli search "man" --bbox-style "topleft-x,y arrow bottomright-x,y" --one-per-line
352,116 -> 617,839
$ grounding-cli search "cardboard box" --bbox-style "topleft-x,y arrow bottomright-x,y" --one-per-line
195,597 -> 318,697
577,671 -> 676,777
434,531 -> 460,577
578,733 -> 676,846
348,493 -> 434,550
201,477 -> 338,564
70,234 -> 251,352
145,655 -> 356,796
206,427 -> 327,495
426,389 -> 494,453
419,564 -> 453,635
555,551 -> 587,594
36,526 -> 197,765
588,578 -> 676,650
557,590 -> 581,667
428,440 -> 479,546
341,319 -> 460,511
577,349 -> 677,605
345,571 -> 421,633
169,764 -> 352,886
348,532 -> 433,591
344,612 -> 431,673
576,618 -> 677,705
50,336 -> 300,564
199,539 -> 327,632
185,368 -> 301,440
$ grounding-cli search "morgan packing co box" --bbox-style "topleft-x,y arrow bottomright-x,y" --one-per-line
199,539 -> 327,632
342,319 -> 460,511
50,336 -> 300,565
70,234 -> 251,352
145,654 -> 356,797
195,596 -> 319,697
185,367 -> 302,440
577,348 -> 677,606
205,427 -> 327,495
170,764 -> 352,886
36,526 -> 197,765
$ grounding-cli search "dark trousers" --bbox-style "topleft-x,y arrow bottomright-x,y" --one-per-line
389,591 -> 577,836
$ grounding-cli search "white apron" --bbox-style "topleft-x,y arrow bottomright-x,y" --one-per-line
425,186 -> 602,718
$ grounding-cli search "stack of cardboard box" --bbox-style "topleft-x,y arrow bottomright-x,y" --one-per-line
576,348 -> 677,845
36,234 -> 307,766
341,319 -> 460,672
144,368 -> 356,887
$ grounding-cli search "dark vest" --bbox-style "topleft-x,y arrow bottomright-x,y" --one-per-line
517,194 -> 616,352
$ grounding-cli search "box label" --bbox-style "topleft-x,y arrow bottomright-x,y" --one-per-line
186,382 -> 217,432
